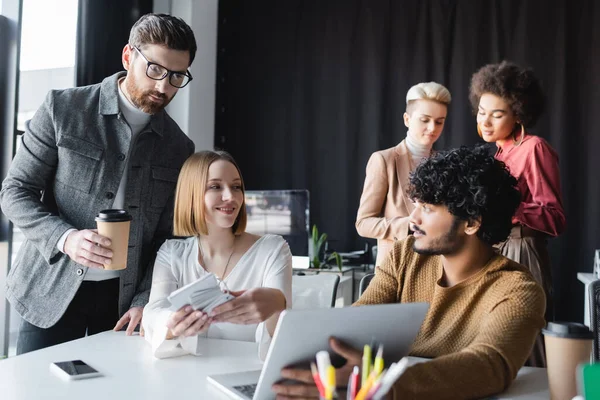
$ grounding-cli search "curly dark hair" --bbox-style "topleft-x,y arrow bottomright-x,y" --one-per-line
408,146 -> 520,246
469,61 -> 545,128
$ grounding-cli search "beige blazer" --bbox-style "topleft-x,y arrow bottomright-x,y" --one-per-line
356,140 -> 415,266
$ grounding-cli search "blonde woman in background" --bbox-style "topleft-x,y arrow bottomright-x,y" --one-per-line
143,151 -> 292,360
356,82 -> 451,266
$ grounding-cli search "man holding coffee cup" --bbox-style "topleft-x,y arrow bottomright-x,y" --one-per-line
0,14 -> 196,354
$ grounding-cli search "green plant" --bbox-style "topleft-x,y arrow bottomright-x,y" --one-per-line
309,225 -> 343,271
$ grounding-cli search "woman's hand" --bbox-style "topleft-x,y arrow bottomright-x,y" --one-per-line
209,287 -> 286,325
166,305 -> 212,338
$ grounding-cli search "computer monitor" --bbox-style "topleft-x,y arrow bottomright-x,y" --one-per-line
244,190 -> 309,256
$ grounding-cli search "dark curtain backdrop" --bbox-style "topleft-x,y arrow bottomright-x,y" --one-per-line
216,0 -> 600,322
76,0 -> 153,86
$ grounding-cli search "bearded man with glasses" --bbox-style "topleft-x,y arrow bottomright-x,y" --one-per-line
125,44 -> 193,114
1,14 -> 197,354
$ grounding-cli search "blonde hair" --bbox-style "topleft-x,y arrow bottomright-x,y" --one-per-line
406,82 -> 452,113
173,151 -> 247,237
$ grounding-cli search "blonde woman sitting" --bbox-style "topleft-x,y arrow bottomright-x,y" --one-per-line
143,151 -> 292,359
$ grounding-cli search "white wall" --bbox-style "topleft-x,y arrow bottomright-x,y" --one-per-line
155,0 -> 218,152
17,67 -> 75,130
19,68 -> 75,112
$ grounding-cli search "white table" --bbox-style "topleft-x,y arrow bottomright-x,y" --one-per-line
577,272 -> 597,326
0,331 -> 262,399
0,331 -> 548,399
489,367 -> 549,399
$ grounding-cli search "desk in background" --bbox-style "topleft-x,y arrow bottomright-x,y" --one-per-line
0,331 -> 549,399
293,266 -> 356,305
292,265 -> 375,306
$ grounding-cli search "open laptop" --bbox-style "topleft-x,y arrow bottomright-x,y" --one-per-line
207,302 -> 428,400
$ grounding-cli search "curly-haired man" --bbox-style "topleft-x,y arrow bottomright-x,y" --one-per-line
274,146 -> 546,400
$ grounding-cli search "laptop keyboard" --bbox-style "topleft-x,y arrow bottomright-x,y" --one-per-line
233,384 -> 257,398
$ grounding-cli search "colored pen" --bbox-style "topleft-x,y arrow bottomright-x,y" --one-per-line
347,365 -> 359,400
371,358 -> 410,400
364,370 -> 385,400
326,364 -> 336,400
373,344 -> 384,376
316,350 -> 332,386
311,362 -> 326,398
361,344 -> 372,387
355,370 -> 378,400
346,370 -> 353,400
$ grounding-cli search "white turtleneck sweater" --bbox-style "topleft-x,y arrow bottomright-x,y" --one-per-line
112,79 -> 151,209
405,130 -> 432,166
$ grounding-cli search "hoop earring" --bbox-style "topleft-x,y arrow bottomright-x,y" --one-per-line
513,124 -> 525,146
477,125 -> 483,138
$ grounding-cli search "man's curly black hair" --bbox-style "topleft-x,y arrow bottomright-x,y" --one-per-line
469,61 -> 545,128
408,146 -> 520,246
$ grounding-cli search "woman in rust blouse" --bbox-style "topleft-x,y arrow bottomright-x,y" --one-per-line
469,61 -> 566,366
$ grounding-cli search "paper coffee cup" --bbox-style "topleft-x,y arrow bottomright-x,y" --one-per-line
95,209 -> 132,270
542,322 -> 593,400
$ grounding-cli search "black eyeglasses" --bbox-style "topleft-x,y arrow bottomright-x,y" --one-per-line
132,46 -> 193,88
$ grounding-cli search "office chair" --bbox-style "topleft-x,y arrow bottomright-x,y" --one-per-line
590,279 -> 600,362
359,273 -> 375,296
371,245 -> 378,265
292,274 -> 340,309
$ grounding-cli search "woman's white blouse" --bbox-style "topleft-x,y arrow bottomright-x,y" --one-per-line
143,234 -> 293,360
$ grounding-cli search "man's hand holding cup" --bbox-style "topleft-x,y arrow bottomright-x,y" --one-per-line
64,229 -> 112,269
64,209 -> 132,270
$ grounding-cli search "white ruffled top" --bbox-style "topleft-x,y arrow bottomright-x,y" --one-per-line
142,234 -> 293,360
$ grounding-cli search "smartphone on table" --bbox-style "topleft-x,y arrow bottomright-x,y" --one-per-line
50,360 -> 102,380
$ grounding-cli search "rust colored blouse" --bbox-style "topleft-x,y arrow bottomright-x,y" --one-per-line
494,134 -> 566,237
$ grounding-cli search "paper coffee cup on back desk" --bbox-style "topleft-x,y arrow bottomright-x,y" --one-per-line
542,321 -> 594,400
95,209 -> 132,270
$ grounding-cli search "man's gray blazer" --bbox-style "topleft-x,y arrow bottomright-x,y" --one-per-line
0,72 -> 195,328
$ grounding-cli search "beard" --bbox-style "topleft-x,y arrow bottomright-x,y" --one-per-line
412,218 -> 465,256
124,75 -> 174,114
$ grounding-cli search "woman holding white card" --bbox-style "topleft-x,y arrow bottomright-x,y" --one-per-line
143,151 -> 292,359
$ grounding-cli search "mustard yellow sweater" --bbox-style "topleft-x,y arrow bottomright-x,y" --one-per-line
355,236 -> 546,400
